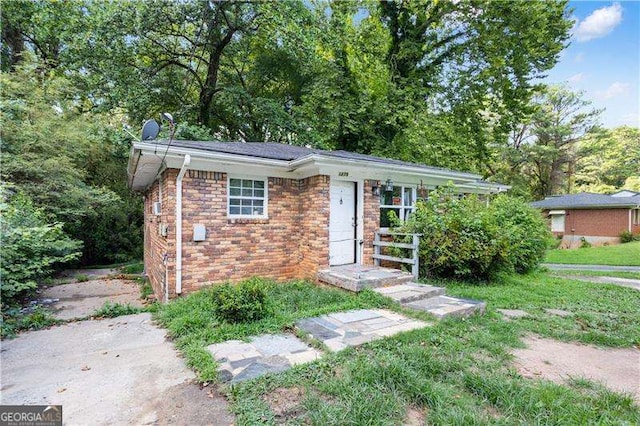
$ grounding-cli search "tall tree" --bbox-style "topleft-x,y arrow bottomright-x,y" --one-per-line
521,86 -> 602,199
575,126 -> 640,193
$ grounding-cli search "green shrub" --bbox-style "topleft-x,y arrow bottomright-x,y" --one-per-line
1,307 -> 59,338
0,187 -> 82,307
579,237 -> 592,248
488,195 -> 552,273
620,230 -> 635,244
209,278 -> 270,323
75,274 -> 90,282
93,302 -> 141,318
398,187 -> 551,281
120,262 -> 144,274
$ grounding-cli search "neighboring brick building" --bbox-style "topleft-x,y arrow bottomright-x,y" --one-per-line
531,191 -> 640,248
128,140 -> 508,301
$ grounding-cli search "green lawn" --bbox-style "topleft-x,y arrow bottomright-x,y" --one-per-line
156,275 -> 639,424
545,241 -> 640,266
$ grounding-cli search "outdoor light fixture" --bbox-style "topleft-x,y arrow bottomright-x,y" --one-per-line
385,179 -> 394,192
371,181 -> 380,196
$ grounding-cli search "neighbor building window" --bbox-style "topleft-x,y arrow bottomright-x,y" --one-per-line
633,209 -> 640,225
549,210 -> 566,233
380,186 -> 416,228
228,177 -> 267,218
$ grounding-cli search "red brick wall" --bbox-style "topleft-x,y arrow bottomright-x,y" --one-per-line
295,176 -> 331,279
362,179 -> 381,265
174,172 -> 332,294
143,170 -> 176,300
545,208 -> 631,237
144,171 -> 389,298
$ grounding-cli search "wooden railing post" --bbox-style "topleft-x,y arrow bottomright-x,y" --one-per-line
412,234 -> 420,279
374,231 -> 381,266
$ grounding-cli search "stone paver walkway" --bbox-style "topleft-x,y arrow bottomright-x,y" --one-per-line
404,295 -> 486,319
207,334 -> 321,383
296,309 -> 430,352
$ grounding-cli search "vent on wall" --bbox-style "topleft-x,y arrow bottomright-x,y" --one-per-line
152,202 -> 162,216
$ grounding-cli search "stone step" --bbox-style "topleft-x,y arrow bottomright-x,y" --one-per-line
373,282 -> 445,303
317,266 -> 414,292
403,295 -> 486,319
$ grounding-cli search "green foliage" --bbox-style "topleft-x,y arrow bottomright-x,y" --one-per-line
93,302 -> 141,318
620,231 -> 637,244
210,279 -> 270,323
1,306 -> 59,339
488,195 -> 553,273
0,187 -> 82,305
546,241 -> 640,266
229,273 -> 639,424
400,186 -> 550,280
75,274 -> 90,282
579,237 -> 592,249
120,262 -> 143,275
140,279 -> 154,300
576,127 -> 640,193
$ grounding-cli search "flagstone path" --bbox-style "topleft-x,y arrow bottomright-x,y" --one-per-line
207,309 -> 430,383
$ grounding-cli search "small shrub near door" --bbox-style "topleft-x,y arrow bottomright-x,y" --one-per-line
398,186 -> 552,281
210,278 -> 270,323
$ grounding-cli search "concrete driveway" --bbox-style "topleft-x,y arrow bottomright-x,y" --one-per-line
0,314 -> 234,425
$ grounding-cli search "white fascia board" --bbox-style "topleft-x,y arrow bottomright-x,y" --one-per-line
292,154 -> 482,182
134,142 -> 292,169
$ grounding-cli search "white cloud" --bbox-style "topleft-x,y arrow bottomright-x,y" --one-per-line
574,3 -> 623,42
597,81 -> 631,99
568,73 -> 585,84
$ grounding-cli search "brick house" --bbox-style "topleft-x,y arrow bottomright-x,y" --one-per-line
531,191 -> 640,248
128,140 -> 508,301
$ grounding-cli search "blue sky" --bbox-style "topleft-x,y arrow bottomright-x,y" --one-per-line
544,1 -> 639,128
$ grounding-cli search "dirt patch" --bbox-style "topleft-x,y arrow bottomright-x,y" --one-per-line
404,406 -> 426,425
512,335 -> 640,402
136,381 -> 235,425
263,387 -> 307,423
42,279 -> 143,320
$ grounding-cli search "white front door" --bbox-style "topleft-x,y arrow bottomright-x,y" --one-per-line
329,180 -> 356,265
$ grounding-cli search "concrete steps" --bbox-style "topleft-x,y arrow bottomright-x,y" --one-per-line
318,265 -> 485,319
317,265 -> 414,292
372,282 -> 485,319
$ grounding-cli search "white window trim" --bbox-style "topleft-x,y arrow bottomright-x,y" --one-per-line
227,176 -> 269,219
380,185 -> 417,229
550,212 -> 565,233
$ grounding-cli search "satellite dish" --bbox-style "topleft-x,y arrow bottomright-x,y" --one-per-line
141,119 -> 160,141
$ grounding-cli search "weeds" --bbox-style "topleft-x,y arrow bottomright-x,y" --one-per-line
1,306 -> 59,338
93,302 -> 142,318
75,273 -> 90,282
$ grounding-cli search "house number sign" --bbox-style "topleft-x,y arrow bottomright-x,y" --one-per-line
338,172 -> 349,176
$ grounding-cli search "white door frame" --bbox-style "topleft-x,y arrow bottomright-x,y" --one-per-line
329,179 -> 364,265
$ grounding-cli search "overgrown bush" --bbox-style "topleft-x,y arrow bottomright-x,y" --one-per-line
209,278 -> 270,323
620,230 -> 637,243
0,187 -> 82,306
398,187 -> 551,281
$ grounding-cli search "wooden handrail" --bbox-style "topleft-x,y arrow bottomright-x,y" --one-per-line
373,231 -> 420,279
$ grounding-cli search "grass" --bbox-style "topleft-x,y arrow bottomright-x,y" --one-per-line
0,306 -> 60,339
75,273 -> 90,282
545,241 -> 640,266
120,261 -> 144,274
550,270 -> 640,280
92,302 -> 144,318
156,275 -> 640,424
154,280 -> 391,381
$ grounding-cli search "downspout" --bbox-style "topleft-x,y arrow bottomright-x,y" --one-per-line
175,155 -> 191,295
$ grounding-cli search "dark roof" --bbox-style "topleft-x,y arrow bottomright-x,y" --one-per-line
156,140 -> 480,178
531,192 -> 640,209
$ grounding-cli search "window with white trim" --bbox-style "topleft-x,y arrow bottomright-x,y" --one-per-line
380,186 -> 416,228
633,209 -> 640,225
228,177 -> 267,218
550,213 -> 565,232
